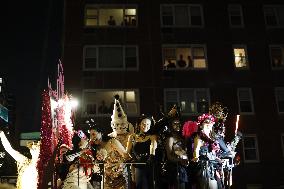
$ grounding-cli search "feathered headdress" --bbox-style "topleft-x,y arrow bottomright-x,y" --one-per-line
167,104 -> 181,120
197,113 -> 216,125
182,121 -> 198,138
209,102 -> 228,122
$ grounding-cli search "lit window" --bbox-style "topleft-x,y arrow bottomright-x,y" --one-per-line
83,46 -> 138,70
275,88 -> 284,113
0,78 -> 2,84
270,46 -> 284,69
85,8 -> 98,26
228,5 -> 244,27
242,134 -> 260,163
85,5 -> 137,27
237,88 -> 254,114
162,45 -> 207,70
233,45 -> 249,69
82,89 -> 139,116
264,6 -> 284,27
161,4 -> 203,27
124,8 -> 137,26
164,88 -> 210,115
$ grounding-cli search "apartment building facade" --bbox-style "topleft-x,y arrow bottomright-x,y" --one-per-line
62,0 -> 284,188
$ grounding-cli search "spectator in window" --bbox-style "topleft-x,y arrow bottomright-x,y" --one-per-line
121,18 -> 128,26
237,53 -> 244,67
98,100 -> 108,114
187,56 -> 193,68
107,16 -> 116,26
131,18 -> 137,26
108,102 -> 115,114
177,54 -> 187,68
166,60 -> 176,69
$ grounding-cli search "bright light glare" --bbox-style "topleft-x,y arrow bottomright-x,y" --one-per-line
71,99 -> 79,108
58,99 -> 64,106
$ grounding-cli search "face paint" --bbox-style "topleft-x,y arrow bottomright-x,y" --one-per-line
111,121 -> 129,134
140,118 -> 151,133
172,120 -> 181,132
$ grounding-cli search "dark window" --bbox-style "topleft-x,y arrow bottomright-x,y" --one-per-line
228,5 -> 243,27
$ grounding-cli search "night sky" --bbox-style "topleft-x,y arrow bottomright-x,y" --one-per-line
1,0 -> 63,132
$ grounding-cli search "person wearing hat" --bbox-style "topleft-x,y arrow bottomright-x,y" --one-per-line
0,131 -> 40,189
103,95 -> 133,189
191,113 -> 223,189
164,105 -> 189,189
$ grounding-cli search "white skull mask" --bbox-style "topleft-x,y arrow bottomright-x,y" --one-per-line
111,121 -> 129,134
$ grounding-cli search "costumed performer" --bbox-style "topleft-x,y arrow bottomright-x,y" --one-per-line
126,114 -> 157,189
103,95 -> 133,189
164,105 -> 189,189
60,129 -> 95,189
0,131 -> 40,189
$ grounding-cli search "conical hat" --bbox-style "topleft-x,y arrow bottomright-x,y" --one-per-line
111,95 -> 127,123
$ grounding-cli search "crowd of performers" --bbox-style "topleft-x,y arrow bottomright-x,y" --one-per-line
0,95 -> 242,189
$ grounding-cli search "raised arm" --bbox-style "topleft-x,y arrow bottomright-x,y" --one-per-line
165,137 -> 180,162
0,131 -> 27,163
126,134 -> 133,154
150,135 -> 157,155
192,136 -> 203,161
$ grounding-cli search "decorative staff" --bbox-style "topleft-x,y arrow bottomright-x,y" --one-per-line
231,115 -> 241,152
235,115 -> 240,135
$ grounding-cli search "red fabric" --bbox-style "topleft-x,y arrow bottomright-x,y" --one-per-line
182,121 -> 198,138
79,149 -> 94,176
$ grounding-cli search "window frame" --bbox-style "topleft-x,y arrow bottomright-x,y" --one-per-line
162,44 -> 208,70
82,89 -> 140,117
164,88 -> 210,116
237,88 -> 255,115
275,87 -> 284,114
160,4 -> 204,28
83,45 -> 139,71
269,45 -> 284,70
242,134 -> 260,163
263,5 -> 284,28
233,44 -> 250,70
84,4 -> 138,28
228,4 -> 244,28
